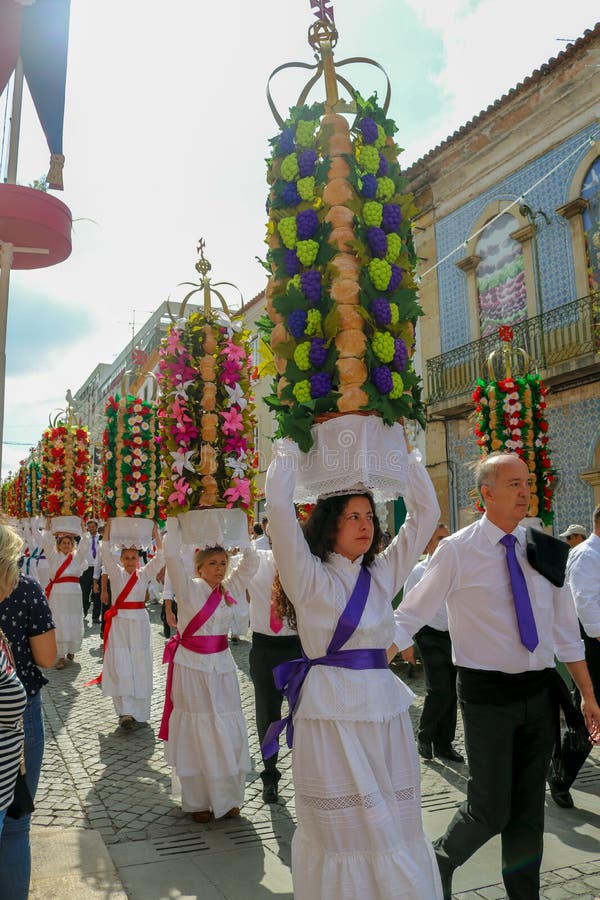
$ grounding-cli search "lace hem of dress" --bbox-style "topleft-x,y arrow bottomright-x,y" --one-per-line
299,786 -> 416,811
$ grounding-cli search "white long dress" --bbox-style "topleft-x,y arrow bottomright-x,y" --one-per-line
41,532 -> 90,658
265,440 -> 444,900
100,545 -> 164,722
163,533 -> 258,817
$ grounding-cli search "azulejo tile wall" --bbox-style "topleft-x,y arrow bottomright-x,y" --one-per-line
447,394 -> 600,533
435,123 -> 600,354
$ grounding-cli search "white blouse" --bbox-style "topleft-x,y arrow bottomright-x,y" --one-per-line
394,516 -> 585,673
100,544 -> 164,620
567,533 -> 600,638
247,549 -> 297,638
163,530 -> 258,673
265,439 -> 440,723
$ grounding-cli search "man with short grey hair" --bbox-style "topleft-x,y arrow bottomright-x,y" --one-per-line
390,451 -> 600,900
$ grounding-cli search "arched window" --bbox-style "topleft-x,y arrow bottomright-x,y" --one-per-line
475,213 -> 527,337
581,157 -> 600,293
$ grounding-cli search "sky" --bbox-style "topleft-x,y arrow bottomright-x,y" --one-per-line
1,0 -> 599,476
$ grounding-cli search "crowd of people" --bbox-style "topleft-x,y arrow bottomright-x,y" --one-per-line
0,447 -> 599,899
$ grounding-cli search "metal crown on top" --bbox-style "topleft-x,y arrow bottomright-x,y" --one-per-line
167,238 -> 243,321
267,16 -> 392,126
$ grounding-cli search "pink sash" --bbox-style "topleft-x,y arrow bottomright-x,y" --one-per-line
158,585 -> 231,741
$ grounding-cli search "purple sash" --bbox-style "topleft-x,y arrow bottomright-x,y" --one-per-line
261,566 -> 387,759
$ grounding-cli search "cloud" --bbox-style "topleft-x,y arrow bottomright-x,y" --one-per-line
6,279 -> 93,376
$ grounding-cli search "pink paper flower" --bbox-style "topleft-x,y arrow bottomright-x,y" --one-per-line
221,407 -> 244,435
223,477 -> 251,508
223,340 -> 247,362
168,477 -> 191,506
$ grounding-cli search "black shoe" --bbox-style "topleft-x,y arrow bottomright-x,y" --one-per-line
262,783 -> 278,804
435,746 -> 464,763
417,740 -> 433,760
549,780 -> 574,809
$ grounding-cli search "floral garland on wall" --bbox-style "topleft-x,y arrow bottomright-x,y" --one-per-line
15,461 -> 27,519
40,423 -> 91,518
472,331 -> 555,524
157,311 -> 256,515
101,395 -> 160,520
261,94 -> 424,450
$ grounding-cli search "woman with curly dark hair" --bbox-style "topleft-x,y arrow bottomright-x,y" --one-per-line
264,436 -> 443,900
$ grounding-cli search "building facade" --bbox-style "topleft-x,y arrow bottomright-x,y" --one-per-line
407,24 -> 600,533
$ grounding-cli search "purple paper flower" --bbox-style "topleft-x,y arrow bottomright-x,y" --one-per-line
382,203 -> 402,234
282,181 -> 301,207
300,269 -> 321,304
310,371 -> 332,398
360,173 -> 378,199
298,149 -> 317,177
377,152 -> 389,177
389,264 -> 403,291
278,128 -> 295,155
367,226 -> 387,258
372,365 -> 393,394
359,117 -> 378,145
296,208 -> 319,241
284,249 -> 301,277
309,337 -> 327,368
287,309 -> 308,339
393,338 -> 408,373
371,298 -> 392,326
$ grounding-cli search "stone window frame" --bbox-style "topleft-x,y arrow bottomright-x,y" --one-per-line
557,144 -> 600,300
455,200 -> 538,343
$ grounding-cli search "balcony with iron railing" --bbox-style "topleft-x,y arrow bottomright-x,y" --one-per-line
426,292 -> 600,413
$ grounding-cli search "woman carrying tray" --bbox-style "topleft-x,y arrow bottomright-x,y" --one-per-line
160,523 -> 258,823
264,432 -> 443,899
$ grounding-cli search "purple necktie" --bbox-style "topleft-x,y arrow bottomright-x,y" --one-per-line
500,534 -> 539,652
92,535 -> 97,559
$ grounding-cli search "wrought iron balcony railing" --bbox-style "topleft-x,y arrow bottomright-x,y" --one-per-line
426,292 -> 600,406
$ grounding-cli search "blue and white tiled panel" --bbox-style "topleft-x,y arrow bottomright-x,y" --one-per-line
433,123 -> 600,354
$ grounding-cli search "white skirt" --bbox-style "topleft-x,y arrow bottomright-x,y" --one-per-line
291,712 -> 443,900
164,662 -> 250,818
49,587 -> 83,656
102,613 -> 153,722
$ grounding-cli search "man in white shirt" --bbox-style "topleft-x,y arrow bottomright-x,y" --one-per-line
404,523 -> 463,763
79,519 -> 101,623
247,545 -> 302,804
559,523 -> 587,549
392,451 -> 600,900
548,505 -> 600,807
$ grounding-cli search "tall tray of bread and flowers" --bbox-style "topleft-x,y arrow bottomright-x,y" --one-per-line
259,13 -> 425,499
472,326 -> 556,526
39,402 -> 91,535
157,240 -> 257,548
100,371 -> 162,548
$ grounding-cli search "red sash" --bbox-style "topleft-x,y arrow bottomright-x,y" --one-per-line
158,585 -> 231,741
45,553 -> 77,599
84,571 -> 144,687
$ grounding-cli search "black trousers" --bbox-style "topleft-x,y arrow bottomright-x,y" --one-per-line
414,625 -> 457,749
435,672 -> 555,900
249,631 -> 302,786
79,566 -> 101,621
552,629 -> 599,788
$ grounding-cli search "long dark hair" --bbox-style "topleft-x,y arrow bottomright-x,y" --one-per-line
274,492 -> 382,629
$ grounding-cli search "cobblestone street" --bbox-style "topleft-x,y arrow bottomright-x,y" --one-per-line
30,604 -> 600,899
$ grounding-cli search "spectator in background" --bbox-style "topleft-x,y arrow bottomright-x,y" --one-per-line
79,519 -> 102,624
404,523 -> 463,764
559,524 -> 587,550
252,523 -> 269,551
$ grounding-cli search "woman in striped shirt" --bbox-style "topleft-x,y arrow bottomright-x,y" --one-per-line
0,523 -> 27,841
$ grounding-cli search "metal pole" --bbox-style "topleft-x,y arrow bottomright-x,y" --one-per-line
6,57 -> 24,185
0,58 -> 25,474
0,243 -> 14,476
